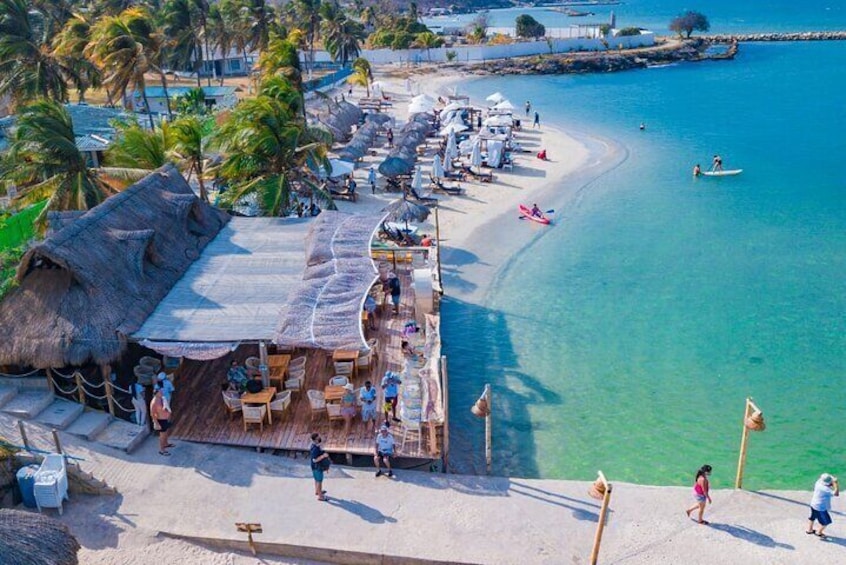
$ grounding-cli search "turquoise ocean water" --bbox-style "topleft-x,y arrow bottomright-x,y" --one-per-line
441,2 -> 846,489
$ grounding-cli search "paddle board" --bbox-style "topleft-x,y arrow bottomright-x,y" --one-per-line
702,169 -> 743,177
518,204 -> 551,225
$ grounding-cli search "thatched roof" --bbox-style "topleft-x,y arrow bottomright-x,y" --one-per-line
0,509 -> 80,565
0,164 -> 229,368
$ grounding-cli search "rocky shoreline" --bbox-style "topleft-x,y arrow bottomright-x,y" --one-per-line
708,31 -> 846,42
465,38 -> 736,76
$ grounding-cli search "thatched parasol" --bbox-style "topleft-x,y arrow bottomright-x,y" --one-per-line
0,509 -> 81,565
379,156 -> 413,178
385,197 -> 431,225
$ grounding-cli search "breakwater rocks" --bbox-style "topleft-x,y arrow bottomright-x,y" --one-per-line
708,31 -> 846,42
468,39 -> 734,76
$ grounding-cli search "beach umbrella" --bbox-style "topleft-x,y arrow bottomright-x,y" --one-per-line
432,154 -> 444,180
443,152 -> 453,172
439,122 -> 468,137
470,139 -> 483,173
408,101 -> 434,115
379,156 -> 413,177
412,166 -> 423,192
441,102 -> 463,113
365,113 -> 392,126
386,197 -> 431,230
446,130 -> 458,160
412,94 -> 436,104
329,159 -> 355,178
486,92 -> 506,104
484,115 -> 513,127
0,509 -> 81,565
493,100 -> 516,111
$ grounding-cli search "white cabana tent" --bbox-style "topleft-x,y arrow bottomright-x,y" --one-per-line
486,92 -> 506,103
328,158 -> 356,178
439,122 -> 467,137
493,100 -> 516,111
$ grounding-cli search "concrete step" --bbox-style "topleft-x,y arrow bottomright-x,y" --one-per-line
95,419 -> 150,453
35,398 -> 85,430
0,390 -> 54,418
66,411 -> 113,441
0,386 -> 17,409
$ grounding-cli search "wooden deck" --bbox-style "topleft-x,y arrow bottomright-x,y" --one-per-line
168,269 -> 441,461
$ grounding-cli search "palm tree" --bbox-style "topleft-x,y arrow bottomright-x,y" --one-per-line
163,0 -> 202,87
208,4 -> 233,85
105,119 -> 174,170
412,31 -> 442,62
1,99 -> 119,225
248,0 -> 274,55
0,0 -> 76,105
214,77 -> 334,216
295,0 -> 322,72
86,8 -> 164,128
321,2 -> 362,67
170,114 -> 210,201
52,15 -> 103,104
348,57 -> 371,97
189,0 -> 214,87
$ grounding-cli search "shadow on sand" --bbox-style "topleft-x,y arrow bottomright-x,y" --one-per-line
709,523 -> 794,550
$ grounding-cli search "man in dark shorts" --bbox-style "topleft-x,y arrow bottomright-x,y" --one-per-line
310,433 -> 330,501
808,473 -> 839,538
374,424 -> 395,477
150,386 -> 173,456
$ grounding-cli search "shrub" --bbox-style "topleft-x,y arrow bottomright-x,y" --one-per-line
617,27 -> 642,37
445,50 -> 457,62
515,14 -> 545,39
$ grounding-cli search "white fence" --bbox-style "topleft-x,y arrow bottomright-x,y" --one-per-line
309,32 -> 655,66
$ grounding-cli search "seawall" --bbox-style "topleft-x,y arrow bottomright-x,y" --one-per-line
707,31 -> 846,42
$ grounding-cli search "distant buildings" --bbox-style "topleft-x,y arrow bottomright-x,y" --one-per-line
139,86 -> 238,115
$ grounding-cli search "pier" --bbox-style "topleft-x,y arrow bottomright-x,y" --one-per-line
706,31 -> 846,42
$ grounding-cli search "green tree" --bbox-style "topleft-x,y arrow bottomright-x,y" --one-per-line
669,11 -> 710,39
347,56 -> 371,96
208,4 -> 233,85
2,99 -> 119,225
295,0 -> 322,70
170,114 -> 211,201
214,77 -> 335,216
106,119 -> 174,171
321,1 -> 362,67
0,0 -> 76,106
175,87 -> 208,115
515,14 -> 545,39
52,15 -> 103,104
412,31 -> 443,61
258,34 -> 304,102
163,0 -> 203,86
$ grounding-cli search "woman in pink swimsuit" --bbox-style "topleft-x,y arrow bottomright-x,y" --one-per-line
685,464 -> 713,524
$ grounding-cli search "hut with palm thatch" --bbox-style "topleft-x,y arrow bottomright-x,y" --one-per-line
0,509 -> 81,565
0,164 -> 229,375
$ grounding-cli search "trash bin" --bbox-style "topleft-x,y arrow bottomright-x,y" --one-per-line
16,464 -> 40,508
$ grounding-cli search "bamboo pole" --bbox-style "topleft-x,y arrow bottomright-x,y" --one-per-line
18,420 -> 30,451
74,371 -> 86,406
104,380 -> 116,418
485,383 -> 492,474
51,429 -> 63,454
735,397 -> 754,489
590,471 -> 612,565
45,368 -> 55,396
440,355 -> 450,473
434,207 -> 443,294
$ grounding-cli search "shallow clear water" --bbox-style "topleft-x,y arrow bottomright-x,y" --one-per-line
442,40 -> 846,489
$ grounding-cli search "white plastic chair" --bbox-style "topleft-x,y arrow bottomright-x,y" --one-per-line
242,405 -> 267,432
329,375 -> 349,387
269,390 -> 292,417
34,454 -> 69,515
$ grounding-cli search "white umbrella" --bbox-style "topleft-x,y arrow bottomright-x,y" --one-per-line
443,151 -> 453,172
328,158 -> 355,178
484,115 -> 513,127
432,154 -> 444,180
408,101 -> 433,115
486,92 -> 505,103
412,166 -> 423,192
446,130 -> 458,160
441,102 -> 462,113
439,122 -> 468,137
470,139 -> 483,173
412,94 -> 435,104
493,100 -> 516,111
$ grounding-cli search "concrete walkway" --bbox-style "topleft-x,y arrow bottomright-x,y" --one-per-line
2,413 -> 843,564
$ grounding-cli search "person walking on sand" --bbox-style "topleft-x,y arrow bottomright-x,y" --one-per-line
711,154 -> 723,172
807,473 -> 839,538
310,433 -> 330,501
685,464 -> 713,524
386,128 -> 394,148
533,111 -> 540,129
525,100 -> 531,116
368,166 -> 377,194
150,386 -> 173,456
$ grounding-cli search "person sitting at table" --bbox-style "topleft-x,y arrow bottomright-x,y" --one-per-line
341,383 -> 358,438
359,380 -> 378,424
227,360 -> 249,391
221,382 -> 241,399
420,233 -> 433,247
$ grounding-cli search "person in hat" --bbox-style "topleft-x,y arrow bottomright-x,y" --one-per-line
150,386 -> 173,456
156,371 -> 175,406
374,424 -> 395,477
340,382 -> 357,438
808,473 -> 840,538
381,371 -> 402,423
359,380 -> 378,424
685,464 -> 713,524
309,432 -> 330,501
385,272 -> 401,315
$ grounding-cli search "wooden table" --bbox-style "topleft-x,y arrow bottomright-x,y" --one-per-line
267,355 -> 290,389
324,385 -> 347,403
241,386 -> 277,425
332,349 -> 359,379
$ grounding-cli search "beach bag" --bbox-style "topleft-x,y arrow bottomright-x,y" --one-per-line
319,457 -> 332,471
246,380 -> 263,394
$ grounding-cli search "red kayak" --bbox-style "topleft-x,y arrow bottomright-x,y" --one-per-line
518,204 -> 551,225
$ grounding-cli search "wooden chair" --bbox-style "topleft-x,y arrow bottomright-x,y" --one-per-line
269,390 -> 292,418
221,392 -> 242,419
242,405 -> 267,432
289,356 -> 307,370
285,368 -> 305,393
333,361 -> 354,378
307,390 -> 326,422
357,348 -> 376,376
327,403 -> 343,421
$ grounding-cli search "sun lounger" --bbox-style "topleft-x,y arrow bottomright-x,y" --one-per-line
429,176 -> 464,195
330,187 -> 357,202
461,166 -> 493,183
409,187 -> 439,205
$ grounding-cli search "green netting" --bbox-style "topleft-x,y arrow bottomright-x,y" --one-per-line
0,200 -> 46,250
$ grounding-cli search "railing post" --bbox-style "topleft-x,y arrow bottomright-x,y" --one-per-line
590,471 -> 613,565
74,371 -> 86,406
104,380 -> 116,418
485,384 -> 492,474
440,355 -> 449,473
51,429 -> 63,454
45,368 -> 56,396
18,420 -> 30,451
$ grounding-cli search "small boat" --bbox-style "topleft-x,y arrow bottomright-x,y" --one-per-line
702,169 -> 743,177
518,204 -> 551,225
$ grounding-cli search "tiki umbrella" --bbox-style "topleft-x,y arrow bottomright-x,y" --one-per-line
432,154 -> 444,180
0,509 -> 81,565
379,156 -> 413,177
386,197 -> 431,230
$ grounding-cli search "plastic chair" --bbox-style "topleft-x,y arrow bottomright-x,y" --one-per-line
34,454 -> 69,515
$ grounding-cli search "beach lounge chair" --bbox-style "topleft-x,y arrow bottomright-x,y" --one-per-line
429,176 -> 464,195
409,186 -> 439,205
222,391 -> 243,419
330,186 -> 357,202
462,165 -> 493,183
242,405 -> 267,432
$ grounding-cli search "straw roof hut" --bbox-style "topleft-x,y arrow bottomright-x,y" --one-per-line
0,164 -> 229,369
0,509 -> 81,565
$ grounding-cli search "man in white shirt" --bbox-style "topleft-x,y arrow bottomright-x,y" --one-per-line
808,473 -> 840,538
374,424 -> 395,478
359,380 -> 378,423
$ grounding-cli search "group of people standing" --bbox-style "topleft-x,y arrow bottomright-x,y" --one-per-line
685,464 -> 840,538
